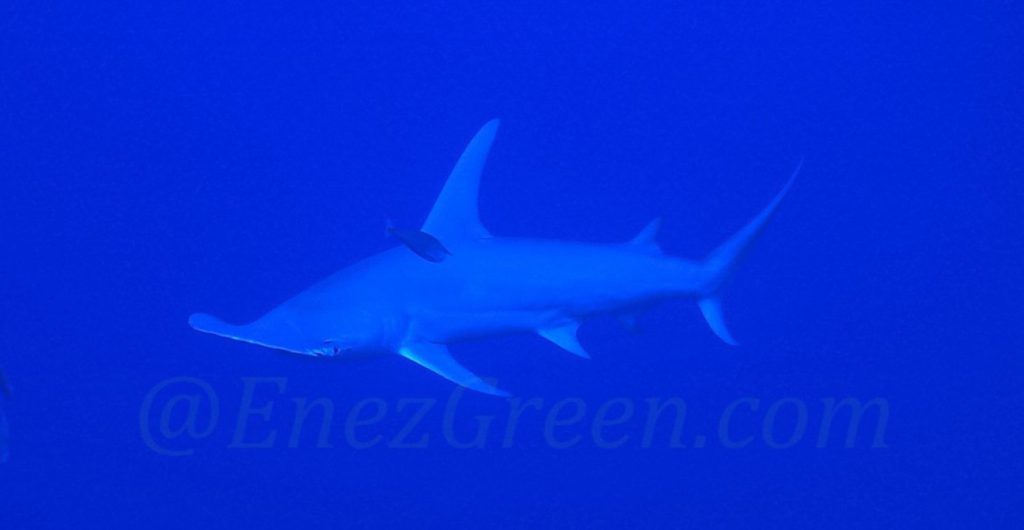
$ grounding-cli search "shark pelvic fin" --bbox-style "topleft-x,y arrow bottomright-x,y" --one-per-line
629,217 -> 663,255
538,322 -> 590,359
421,119 -> 500,245
399,342 -> 509,397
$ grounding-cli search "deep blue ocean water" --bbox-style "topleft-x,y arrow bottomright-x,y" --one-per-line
1,2 -> 1021,528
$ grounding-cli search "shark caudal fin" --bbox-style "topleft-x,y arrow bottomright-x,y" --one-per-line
698,161 -> 802,345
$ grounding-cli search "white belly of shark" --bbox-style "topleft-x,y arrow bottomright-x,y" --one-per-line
189,120 -> 800,396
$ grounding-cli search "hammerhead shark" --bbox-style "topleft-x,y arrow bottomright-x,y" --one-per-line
190,120 -> 798,396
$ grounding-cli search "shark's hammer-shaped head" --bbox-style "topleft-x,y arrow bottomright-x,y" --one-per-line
189,297 -> 400,359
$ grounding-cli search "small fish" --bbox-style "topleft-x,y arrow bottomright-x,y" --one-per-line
387,225 -> 452,263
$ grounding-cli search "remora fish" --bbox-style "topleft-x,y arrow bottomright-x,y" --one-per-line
386,223 -> 452,263
190,120 -> 799,396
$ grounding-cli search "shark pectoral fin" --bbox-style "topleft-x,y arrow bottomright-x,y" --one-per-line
698,298 -> 738,346
538,322 -> 589,359
399,343 -> 509,397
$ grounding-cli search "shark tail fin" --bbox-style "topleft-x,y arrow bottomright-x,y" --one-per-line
698,162 -> 802,345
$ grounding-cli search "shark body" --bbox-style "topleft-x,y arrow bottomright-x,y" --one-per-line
190,120 -> 798,396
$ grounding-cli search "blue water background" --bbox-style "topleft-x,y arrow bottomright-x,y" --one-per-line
1,2 -> 1020,528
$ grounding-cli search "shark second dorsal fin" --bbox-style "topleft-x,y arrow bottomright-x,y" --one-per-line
399,342 -> 509,397
629,217 -> 663,255
421,120 -> 500,244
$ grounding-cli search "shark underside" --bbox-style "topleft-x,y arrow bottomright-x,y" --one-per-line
190,120 -> 799,396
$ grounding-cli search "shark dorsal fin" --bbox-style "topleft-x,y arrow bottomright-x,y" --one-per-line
629,217 -> 663,254
421,119 -> 500,244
